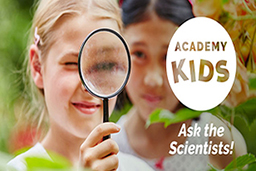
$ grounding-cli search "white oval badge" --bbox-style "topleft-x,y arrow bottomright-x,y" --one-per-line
166,17 -> 236,111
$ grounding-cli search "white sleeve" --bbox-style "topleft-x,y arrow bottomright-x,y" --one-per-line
7,156 -> 27,171
117,152 -> 154,171
7,143 -> 51,171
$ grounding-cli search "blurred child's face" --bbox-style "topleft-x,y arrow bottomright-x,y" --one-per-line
124,14 -> 179,122
33,14 -> 119,139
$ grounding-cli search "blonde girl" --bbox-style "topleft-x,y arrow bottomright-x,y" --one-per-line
8,0 -> 153,170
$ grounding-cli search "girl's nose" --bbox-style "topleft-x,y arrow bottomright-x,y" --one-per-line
144,69 -> 163,87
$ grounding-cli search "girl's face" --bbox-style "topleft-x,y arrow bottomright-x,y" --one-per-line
33,14 -> 119,139
124,15 -> 180,121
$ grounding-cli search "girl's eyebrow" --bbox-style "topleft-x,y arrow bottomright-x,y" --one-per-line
61,51 -> 79,58
131,41 -> 147,48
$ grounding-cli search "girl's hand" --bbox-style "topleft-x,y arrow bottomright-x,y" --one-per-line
79,122 -> 120,171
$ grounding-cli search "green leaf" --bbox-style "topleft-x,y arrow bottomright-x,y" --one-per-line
246,53 -> 256,73
145,108 -> 175,128
221,0 -> 229,4
233,117 -> 256,155
218,105 -> 233,118
246,163 -> 256,171
207,163 -> 220,171
25,151 -> 72,171
110,103 -> 132,123
235,98 -> 256,126
217,98 -> 256,128
249,77 -> 256,90
224,154 -> 256,171
26,157 -> 69,170
146,108 -> 204,128
14,147 -> 31,156
24,151 -> 92,171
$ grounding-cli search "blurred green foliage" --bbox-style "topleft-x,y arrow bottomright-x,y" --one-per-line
208,153 -> 256,171
0,0 -> 33,153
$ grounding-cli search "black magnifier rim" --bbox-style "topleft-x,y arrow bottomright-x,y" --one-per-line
78,28 -> 131,99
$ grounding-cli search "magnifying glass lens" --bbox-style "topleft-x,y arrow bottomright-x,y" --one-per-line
79,29 -> 130,98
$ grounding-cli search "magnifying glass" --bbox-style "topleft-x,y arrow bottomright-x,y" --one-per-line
78,28 -> 131,140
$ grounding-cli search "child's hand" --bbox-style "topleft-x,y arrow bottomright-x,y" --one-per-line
79,122 -> 120,171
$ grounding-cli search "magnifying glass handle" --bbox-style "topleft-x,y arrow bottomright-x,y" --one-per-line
103,98 -> 110,140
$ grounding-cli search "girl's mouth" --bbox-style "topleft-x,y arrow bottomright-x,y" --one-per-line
72,101 -> 101,115
142,94 -> 163,106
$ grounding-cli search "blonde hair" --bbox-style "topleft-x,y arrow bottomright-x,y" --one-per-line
19,0 -> 122,135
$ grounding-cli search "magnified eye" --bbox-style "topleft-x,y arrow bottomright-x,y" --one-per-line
88,61 -> 125,73
95,62 -> 115,71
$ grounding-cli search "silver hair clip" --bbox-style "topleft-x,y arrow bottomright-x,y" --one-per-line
34,27 -> 40,46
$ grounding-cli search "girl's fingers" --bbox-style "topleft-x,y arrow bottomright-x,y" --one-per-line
92,139 -> 119,159
80,139 -> 119,163
91,154 -> 119,171
81,122 -> 120,148
79,123 -> 120,170
80,140 -> 119,169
